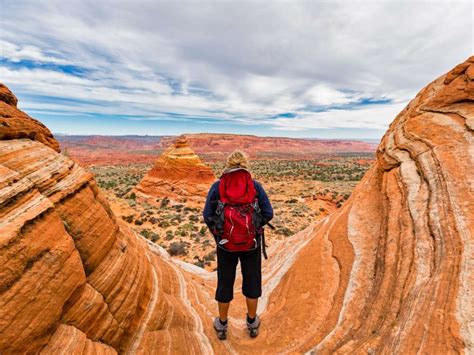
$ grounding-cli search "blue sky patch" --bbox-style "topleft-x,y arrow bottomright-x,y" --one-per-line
0,58 -> 90,77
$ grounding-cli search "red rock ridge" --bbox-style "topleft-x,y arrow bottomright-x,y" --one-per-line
164,133 -> 376,161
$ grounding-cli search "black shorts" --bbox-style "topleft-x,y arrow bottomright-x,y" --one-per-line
215,245 -> 262,302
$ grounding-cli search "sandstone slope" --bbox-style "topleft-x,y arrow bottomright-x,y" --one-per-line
135,136 -> 215,202
187,56 -> 473,353
0,85 -> 208,354
1,56 -> 473,354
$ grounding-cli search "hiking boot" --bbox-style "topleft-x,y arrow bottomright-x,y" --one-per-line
246,314 -> 260,338
213,317 -> 228,340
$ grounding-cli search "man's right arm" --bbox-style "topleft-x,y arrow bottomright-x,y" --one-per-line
254,181 -> 274,223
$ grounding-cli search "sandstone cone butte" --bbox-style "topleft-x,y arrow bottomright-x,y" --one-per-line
135,136 -> 215,202
0,57 -> 473,354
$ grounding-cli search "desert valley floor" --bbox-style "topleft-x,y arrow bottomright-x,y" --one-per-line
59,136 -> 375,270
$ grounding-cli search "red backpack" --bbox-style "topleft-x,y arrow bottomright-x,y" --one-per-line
214,169 -> 262,252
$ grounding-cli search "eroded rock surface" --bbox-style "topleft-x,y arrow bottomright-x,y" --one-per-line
1,57 -> 473,354
0,87 -> 208,354
135,136 -> 215,202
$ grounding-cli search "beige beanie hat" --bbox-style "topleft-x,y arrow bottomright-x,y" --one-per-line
225,150 -> 249,169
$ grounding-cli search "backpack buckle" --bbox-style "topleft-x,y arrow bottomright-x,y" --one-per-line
252,200 -> 260,213
216,201 -> 225,215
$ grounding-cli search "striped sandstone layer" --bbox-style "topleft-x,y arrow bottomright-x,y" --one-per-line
0,85 -> 208,354
135,136 -> 215,202
1,56 -> 473,354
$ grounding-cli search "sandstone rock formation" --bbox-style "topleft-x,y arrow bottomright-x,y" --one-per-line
0,85 -> 209,354
1,57 -> 473,354
135,136 -> 215,202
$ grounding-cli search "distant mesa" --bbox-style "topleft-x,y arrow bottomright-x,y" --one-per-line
134,135 -> 215,202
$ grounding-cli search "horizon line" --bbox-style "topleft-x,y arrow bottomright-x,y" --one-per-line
53,132 -> 381,142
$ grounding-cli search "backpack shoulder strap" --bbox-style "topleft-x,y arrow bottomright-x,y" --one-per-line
252,180 -> 260,198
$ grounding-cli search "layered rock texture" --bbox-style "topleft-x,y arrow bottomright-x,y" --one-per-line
135,136 -> 215,202
0,85 -> 202,353
1,57 -> 473,354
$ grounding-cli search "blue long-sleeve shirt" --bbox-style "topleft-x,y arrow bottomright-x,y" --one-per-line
203,180 -> 274,227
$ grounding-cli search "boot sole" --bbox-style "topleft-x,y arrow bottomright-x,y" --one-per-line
248,325 -> 260,338
214,326 -> 227,340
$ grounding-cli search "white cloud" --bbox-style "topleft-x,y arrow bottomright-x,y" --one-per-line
269,102 -> 407,131
0,0 -> 471,136
0,40 -> 68,64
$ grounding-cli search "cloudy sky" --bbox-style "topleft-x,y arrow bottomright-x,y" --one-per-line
0,1 -> 472,139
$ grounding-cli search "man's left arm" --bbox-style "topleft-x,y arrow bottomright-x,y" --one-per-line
203,181 -> 219,229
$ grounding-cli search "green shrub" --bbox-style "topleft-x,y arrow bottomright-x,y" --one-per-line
165,231 -> 174,240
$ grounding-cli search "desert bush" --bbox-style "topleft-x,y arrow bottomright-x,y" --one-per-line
149,217 -> 159,224
158,220 -> 170,228
276,227 -> 292,237
165,230 -> 174,240
204,250 -> 216,261
122,215 -> 134,223
160,197 -> 170,208
168,242 -> 187,256
170,214 -> 182,224
194,260 -> 205,268
150,232 -> 160,242
134,219 -> 143,226
140,229 -> 151,238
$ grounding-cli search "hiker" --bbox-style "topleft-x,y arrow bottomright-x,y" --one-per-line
203,150 -> 273,340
